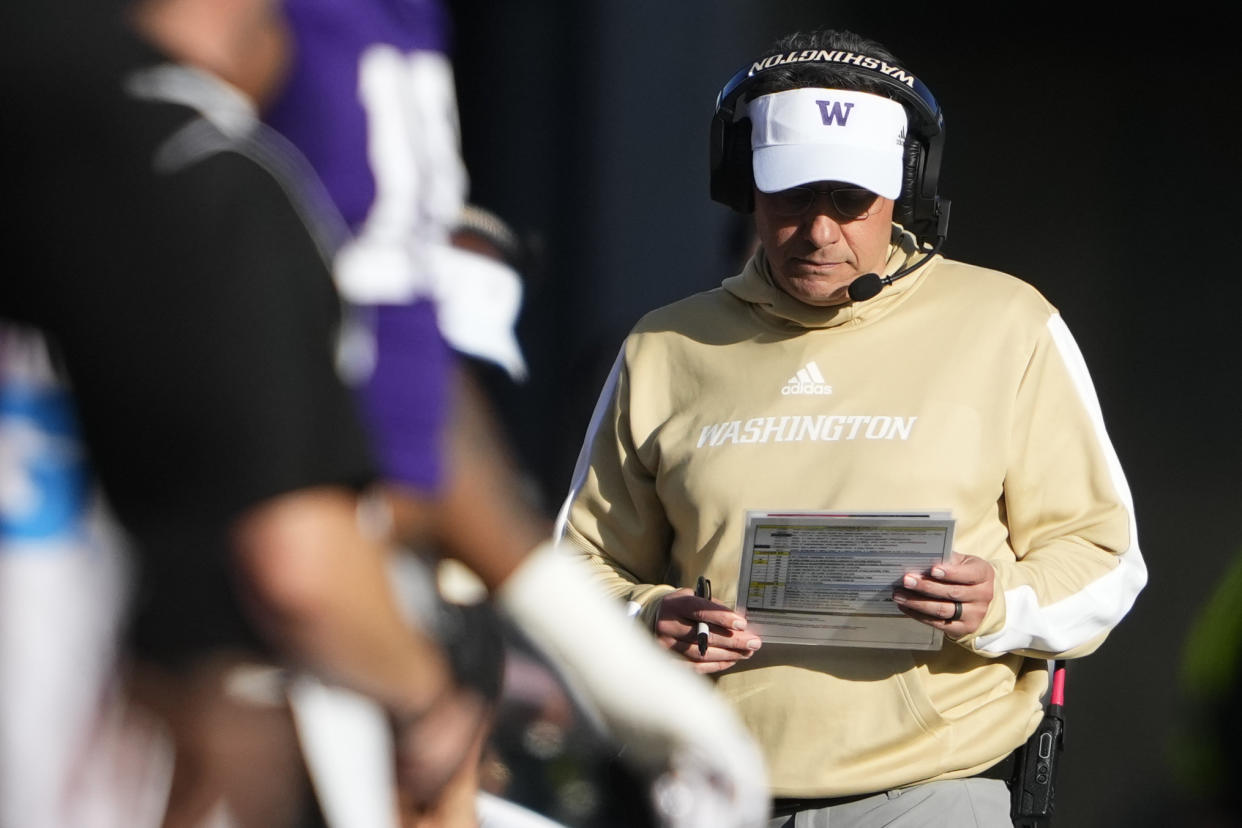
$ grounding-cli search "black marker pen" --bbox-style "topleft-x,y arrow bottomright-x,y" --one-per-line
695,576 -> 712,656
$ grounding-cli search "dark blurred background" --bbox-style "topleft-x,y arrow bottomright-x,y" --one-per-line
445,3 -> 1242,826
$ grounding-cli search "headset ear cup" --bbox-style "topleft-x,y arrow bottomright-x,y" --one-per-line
896,138 -> 923,232
727,117 -> 755,213
709,112 -> 730,203
710,114 -> 755,213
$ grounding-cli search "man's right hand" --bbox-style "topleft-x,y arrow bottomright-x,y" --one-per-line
655,589 -> 762,674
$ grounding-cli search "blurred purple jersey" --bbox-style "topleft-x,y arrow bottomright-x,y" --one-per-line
267,0 -> 454,493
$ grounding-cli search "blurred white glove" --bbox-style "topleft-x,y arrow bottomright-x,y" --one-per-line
496,542 -> 769,828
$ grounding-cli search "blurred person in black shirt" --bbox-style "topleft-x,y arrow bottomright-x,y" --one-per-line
1,1 -> 487,824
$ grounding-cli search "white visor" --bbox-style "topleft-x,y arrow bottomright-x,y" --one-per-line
748,88 -> 908,199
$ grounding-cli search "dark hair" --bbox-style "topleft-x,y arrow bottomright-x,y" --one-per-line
744,29 -> 907,104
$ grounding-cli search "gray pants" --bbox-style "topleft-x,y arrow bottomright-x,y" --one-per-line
768,778 -> 1012,828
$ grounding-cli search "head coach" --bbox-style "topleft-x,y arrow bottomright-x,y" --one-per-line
555,27 -> 1148,826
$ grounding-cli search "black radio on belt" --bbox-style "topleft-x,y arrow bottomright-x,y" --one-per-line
1010,661 -> 1067,826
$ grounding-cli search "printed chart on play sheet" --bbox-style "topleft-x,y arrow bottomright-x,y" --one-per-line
736,511 -> 955,650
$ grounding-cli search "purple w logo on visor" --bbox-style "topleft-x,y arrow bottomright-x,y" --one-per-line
815,100 -> 855,126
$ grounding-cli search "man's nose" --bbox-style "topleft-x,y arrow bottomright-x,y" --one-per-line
804,209 -> 844,247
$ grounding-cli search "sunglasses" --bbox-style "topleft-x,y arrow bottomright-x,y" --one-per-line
759,186 -> 880,220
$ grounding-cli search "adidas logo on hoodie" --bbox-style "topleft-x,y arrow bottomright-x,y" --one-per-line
781,361 -> 833,396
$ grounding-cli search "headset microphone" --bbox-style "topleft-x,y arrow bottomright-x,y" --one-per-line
846,273 -> 885,303
846,233 -> 946,303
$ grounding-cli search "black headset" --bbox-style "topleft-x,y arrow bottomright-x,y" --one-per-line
709,48 -> 950,247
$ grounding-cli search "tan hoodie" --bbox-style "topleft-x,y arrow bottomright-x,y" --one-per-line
559,228 -> 1146,797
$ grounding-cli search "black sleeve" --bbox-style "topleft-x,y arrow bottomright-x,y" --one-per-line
60,146 -> 375,534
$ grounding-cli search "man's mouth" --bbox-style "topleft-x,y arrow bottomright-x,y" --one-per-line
791,258 -> 845,270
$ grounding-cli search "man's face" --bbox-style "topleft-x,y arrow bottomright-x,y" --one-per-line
753,182 -> 894,307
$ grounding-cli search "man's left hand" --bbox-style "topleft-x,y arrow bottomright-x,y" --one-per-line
892,553 -> 995,637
